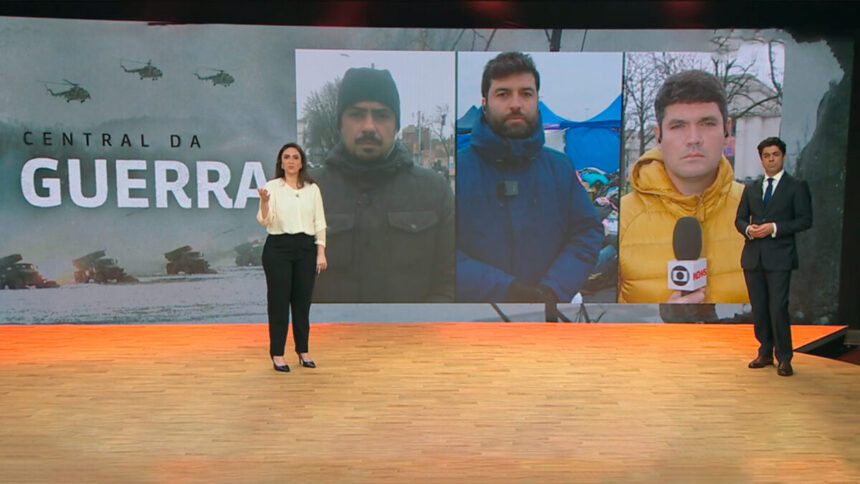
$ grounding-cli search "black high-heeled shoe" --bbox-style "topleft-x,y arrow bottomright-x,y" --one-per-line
271,356 -> 290,372
297,353 -> 316,368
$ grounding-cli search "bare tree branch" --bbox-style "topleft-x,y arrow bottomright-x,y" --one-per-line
733,94 -> 781,119
450,29 -> 466,51
484,29 -> 498,51
768,40 -> 784,97
300,77 -> 342,161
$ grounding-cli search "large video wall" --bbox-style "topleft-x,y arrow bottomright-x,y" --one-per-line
0,17 -> 849,324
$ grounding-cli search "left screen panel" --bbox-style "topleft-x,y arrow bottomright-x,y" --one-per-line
1,18 -> 295,322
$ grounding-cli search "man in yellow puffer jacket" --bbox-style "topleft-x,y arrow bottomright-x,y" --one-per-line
618,70 -> 749,304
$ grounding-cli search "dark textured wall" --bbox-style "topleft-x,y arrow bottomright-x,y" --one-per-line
793,39 -> 853,324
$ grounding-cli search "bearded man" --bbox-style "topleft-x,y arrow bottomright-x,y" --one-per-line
456,52 -> 603,304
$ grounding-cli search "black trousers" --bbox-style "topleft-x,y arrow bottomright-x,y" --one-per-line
743,267 -> 793,362
262,233 -> 317,356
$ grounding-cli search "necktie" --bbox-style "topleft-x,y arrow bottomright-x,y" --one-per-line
763,177 -> 774,207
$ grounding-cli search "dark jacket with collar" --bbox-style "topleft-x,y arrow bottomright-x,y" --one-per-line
735,172 -> 813,271
311,141 -> 454,302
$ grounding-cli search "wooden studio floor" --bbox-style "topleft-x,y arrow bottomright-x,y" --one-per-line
1,322 -> 858,483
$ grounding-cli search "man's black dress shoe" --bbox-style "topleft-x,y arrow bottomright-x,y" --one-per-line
297,354 -> 316,368
777,361 -> 793,376
272,357 -> 290,372
748,355 -> 774,368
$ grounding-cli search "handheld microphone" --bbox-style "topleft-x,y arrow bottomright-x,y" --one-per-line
668,216 -> 707,294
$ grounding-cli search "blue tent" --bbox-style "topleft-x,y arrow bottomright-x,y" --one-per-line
456,95 -> 621,173
563,94 -> 622,173
455,105 -> 482,149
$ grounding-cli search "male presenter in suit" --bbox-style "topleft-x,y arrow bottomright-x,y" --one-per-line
735,137 -> 812,376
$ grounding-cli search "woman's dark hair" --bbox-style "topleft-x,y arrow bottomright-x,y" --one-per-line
274,142 -> 315,188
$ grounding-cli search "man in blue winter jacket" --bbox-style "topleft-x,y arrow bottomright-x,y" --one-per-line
456,52 -> 603,303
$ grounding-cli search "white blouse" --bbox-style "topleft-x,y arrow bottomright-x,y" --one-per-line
257,178 -> 327,246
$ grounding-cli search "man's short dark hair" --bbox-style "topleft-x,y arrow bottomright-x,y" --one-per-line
481,52 -> 540,99
757,136 -> 786,157
655,70 -> 729,135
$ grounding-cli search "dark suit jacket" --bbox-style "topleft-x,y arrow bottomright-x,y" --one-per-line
735,173 -> 813,271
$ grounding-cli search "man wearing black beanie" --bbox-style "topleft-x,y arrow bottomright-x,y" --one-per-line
312,67 -> 455,302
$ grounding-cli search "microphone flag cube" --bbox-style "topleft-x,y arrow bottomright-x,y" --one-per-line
667,259 -> 707,291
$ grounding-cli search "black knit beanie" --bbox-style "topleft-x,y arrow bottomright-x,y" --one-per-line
337,67 -> 401,130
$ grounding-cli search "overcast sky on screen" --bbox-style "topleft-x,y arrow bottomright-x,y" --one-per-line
295,49 -> 455,128
456,51 -> 623,121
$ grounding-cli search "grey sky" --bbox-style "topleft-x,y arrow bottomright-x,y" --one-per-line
0,17 -> 293,132
625,42 -> 784,90
735,41 -> 785,84
295,49 -> 455,131
457,52 -> 623,120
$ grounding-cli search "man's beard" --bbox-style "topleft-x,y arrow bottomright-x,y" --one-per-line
350,133 -> 386,161
344,133 -> 397,165
485,108 -> 539,139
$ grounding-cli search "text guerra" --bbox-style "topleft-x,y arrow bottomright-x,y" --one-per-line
21,158 -> 267,209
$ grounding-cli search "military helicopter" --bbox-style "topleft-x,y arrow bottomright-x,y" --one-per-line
121,59 -> 163,80
44,79 -> 91,103
194,67 -> 235,87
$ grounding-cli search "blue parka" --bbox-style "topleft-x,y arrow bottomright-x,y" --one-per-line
456,114 -> 603,302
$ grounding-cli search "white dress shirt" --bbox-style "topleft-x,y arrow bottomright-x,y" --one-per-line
257,178 -> 327,246
761,169 -> 784,200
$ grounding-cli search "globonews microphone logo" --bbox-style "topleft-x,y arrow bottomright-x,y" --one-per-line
670,265 -> 707,287
671,265 -> 690,286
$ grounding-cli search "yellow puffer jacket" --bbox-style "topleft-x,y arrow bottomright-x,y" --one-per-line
618,148 -> 749,303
